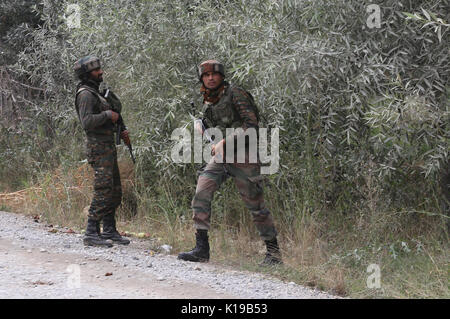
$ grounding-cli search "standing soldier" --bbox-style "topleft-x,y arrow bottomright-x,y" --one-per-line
73,56 -> 130,247
178,60 -> 282,265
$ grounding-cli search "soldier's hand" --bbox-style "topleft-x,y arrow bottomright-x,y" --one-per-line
110,111 -> 119,123
212,139 -> 225,161
194,119 -> 204,135
121,130 -> 131,145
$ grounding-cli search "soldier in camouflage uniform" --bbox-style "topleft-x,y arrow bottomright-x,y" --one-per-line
73,56 -> 130,247
178,60 -> 282,265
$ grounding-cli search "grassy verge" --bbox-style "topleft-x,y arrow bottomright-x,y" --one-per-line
0,160 -> 448,299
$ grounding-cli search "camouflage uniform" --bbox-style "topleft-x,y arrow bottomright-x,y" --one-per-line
73,56 -> 131,247
192,84 -> 278,241
75,81 -> 122,222
178,59 -> 281,264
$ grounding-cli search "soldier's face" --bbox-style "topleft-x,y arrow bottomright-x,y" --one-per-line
89,68 -> 103,82
202,71 -> 224,90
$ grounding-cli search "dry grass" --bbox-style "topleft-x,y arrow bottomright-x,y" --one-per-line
1,161 -> 448,298
0,160 -> 136,228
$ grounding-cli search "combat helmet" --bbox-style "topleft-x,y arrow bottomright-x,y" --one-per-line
74,56 -> 101,79
198,59 -> 225,80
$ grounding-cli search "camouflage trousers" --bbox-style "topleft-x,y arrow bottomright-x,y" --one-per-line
192,158 -> 277,241
87,141 -> 122,221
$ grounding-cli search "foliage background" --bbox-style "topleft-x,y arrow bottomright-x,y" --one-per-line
0,0 -> 448,297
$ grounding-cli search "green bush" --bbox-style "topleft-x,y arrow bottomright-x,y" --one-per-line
2,0 -> 448,221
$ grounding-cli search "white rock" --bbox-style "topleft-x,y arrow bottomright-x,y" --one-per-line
159,245 -> 172,254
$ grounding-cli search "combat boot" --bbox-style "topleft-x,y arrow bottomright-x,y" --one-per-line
83,218 -> 113,247
177,229 -> 210,262
260,237 -> 283,266
101,211 -> 130,245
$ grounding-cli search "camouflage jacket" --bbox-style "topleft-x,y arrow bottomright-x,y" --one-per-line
201,83 -> 260,146
75,80 -> 115,143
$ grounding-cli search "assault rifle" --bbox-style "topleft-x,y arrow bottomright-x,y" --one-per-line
105,89 -> 136,164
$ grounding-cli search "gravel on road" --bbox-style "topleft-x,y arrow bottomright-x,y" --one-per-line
0,211 -> 339,299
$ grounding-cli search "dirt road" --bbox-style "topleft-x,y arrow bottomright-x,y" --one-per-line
0,211 -> 337,299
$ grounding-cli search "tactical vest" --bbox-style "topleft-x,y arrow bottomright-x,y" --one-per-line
76,86 -> 111,110
202,84 -> 255,137
75,85 -> 115,142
